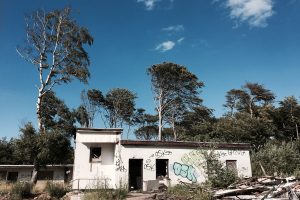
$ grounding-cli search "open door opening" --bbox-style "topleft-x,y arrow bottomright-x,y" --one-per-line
156,159 -> 168,178
129,159 -> 143,191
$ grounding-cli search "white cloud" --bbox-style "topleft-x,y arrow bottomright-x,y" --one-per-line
162,25 -> 184,32
177,37 -> 185,44
137,0 -> 159,10
226,0 -> 274,27
137,0 -> 174,10
155,41 -> 176,52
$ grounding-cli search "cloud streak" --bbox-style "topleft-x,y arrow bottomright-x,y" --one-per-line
162,25 -> 184,32
226,0 -> 274,27
155,41 -> 176,52
137,0 -> 159,10
137,0 -> 174,10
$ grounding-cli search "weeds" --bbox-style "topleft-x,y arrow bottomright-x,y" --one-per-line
10,181 -> 32,200
83,179 -> 127,200
46,181 -> 69,198
167,184 -> 213,200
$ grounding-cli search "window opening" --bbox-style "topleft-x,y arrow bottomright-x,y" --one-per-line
90,147 -> 102,162
156,159 -> 168,179
226,160 -> 237,174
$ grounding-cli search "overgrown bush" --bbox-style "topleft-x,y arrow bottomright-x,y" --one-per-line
10,182 -> 32,199
46,181 -> 69,198
251,140 -> 300,176
202,150 -> 238,188
167,184 -> 212,200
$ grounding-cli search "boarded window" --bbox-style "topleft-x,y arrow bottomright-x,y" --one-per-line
226,160 -> 237,174
90,147 -> 102,162
7,172 -> 18,182
37,171 -> 54,180
0,171 -> 7,181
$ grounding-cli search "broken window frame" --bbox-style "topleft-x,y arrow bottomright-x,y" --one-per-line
90,147 -> 102,163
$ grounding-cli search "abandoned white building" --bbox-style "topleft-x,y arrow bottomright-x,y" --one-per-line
72,128 -> 252,191
0,164 -> 73,183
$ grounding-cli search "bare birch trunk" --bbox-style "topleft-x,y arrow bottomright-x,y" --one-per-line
158,108 -> 162,141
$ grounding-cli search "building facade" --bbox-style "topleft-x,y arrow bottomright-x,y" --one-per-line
72,128 -> 252,191
0,165 -> 73,183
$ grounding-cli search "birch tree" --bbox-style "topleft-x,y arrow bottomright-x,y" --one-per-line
147,62 -> 204,141
17,7 -> 93,183
17,8 -> 93,132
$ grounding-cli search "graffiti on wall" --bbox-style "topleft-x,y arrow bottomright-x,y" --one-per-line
144,150 -> 172,171
173,162 -> 197,183
181,150 -> 205,170
217,150 -> 246,157
115,150 -> 127,172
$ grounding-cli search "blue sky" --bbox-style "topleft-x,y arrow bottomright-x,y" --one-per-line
0,0 -> 300,138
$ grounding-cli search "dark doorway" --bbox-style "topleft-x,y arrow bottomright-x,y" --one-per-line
7,172 -> 18,182
129,159 -> 143,191
156,159 -> 168,178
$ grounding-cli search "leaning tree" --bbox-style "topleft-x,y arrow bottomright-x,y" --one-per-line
17,7 -> 93,183
147,62 -> 204,141
17,7 -> 93,132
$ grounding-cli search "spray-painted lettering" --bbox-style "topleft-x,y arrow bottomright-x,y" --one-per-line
173,162 -> 197,183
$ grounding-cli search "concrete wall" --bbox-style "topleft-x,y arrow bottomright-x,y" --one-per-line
72,129 -> 252,191
73,142 -> 116,189
0,168 -> 66,182
115,146 -> 252,189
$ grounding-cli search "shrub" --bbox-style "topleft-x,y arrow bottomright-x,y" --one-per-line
10,182 -> 32,200
202,149 -> 239,188
46,181 -> 69,198
251,140 -> 300,176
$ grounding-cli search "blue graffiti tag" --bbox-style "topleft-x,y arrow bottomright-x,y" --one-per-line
173,162 -> 197,183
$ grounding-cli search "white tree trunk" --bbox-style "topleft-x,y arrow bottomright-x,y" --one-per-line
158,108 -> 162,141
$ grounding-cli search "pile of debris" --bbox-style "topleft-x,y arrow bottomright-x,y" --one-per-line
214,176 -> 300,200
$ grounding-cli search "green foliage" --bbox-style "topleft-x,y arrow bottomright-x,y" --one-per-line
13,123 -> 38,164
211,112 -> 276,150
147,62 -> 204,140
13,122 -> 73,166
46,182 -> 69,198
251,140 -> 300,176
202,150 -> 238,188
10,182 -> 32,200
167,184 -> 212,200
40,91 -> 76,137
37,131 -> 74,165
177,106 -> 215,141
0,138 -> 15,164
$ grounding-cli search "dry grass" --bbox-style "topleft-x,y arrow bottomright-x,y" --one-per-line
0,182 -> 13,194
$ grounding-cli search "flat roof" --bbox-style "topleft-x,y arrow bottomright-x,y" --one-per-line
0,164 -> 73,169
77,128 -> 122,134
120,140 -> 251,150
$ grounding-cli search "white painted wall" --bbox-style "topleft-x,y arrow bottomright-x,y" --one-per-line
73,142 -> 116,189
73,129 -> 252,190
116,146 -> 252,188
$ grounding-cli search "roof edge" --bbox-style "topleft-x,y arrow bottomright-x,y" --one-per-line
120,140 -> 251,150
77,128 -> 123,134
